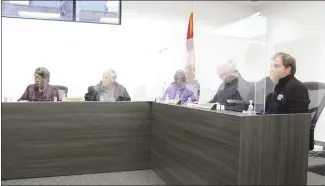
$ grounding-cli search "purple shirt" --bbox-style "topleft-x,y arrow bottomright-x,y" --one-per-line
18,84 -> 59,102
164,84 -> 197,102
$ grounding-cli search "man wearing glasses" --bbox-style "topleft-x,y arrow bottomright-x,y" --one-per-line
18,67 -> 59,102
208,59 -> 254,110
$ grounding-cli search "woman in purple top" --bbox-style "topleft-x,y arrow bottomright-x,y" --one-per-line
18,67 -> 59,102
164,70 -> 197,103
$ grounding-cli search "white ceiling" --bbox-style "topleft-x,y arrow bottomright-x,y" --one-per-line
225,1 -> 268,9
211,13 -> 267,40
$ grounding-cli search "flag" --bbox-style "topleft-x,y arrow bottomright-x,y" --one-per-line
185,11 -> 195,82
185,11 -> 200,99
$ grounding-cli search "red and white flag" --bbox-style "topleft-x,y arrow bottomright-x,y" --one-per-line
185,11 -> 200,99
185,11 -> 196,82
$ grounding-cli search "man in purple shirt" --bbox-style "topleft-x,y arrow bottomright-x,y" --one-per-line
18,67 -> 59,102
164,70 -> 197,103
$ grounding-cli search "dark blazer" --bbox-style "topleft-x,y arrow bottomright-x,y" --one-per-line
265,74 -> 310,114
84,82 -> 131,101
208,74 -> 254,104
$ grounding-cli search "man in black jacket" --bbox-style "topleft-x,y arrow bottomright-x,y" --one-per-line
265,52 -> 310,114
208,59 -> 254,111
84,69 -> 131,102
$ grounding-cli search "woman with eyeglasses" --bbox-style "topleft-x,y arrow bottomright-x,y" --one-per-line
18,67 -> 59,102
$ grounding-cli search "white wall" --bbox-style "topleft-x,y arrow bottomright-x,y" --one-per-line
2,1 -> 258,102
261,1 -> 325,142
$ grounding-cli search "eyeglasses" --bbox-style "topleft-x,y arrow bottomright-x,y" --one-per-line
217,71 -> 231,77
175,78 -> 186,82
34,75 -> 43,81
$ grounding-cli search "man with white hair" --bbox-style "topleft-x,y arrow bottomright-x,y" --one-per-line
208,59 -> 254,108
84,69 -> 130,101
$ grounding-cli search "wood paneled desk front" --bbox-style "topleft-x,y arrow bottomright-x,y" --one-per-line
2,102 -> 310,185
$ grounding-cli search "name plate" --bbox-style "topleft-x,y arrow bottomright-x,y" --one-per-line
167,99 -> 182,105
192,103 -> 216,110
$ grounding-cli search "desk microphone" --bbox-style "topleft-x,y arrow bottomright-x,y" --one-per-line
90,88 -> 96,101
31,84 -> 39,101
86,86 -> 96,101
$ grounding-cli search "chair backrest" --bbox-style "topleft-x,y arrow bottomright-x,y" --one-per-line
303,82 -> 325,151
53,85 -> 68,100
303,82 -> 325,126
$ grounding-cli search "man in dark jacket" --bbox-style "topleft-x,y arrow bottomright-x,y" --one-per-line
208,59 -> 254,110
84,69 -> 131,101
265,52 -> 310,114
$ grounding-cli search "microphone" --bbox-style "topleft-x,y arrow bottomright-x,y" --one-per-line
90,86 -> 96,101
84,86 -> 96,101
90,81 -> 105,101
34,84 -> 39,91
31,84 -> 39,101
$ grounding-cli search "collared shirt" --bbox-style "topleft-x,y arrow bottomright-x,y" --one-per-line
164,84 -> 197,102
99,85 -> 116,102
85,82 -> 131,102
18,84 -> 59,102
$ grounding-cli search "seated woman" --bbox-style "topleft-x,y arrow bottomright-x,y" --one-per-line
18,67 -> 59,101
164,70 -> 197,103
84,69 -> 131,102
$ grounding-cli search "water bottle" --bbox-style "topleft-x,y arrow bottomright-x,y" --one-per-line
216,102 -> 221,110
162,82 -> 167,98
164,95 -> 169,104
247,100 -> 254,115
62,94 -> 67,101
186,98 -> 193,107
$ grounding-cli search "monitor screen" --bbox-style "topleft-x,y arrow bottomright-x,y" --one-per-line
1,0 -> 121,25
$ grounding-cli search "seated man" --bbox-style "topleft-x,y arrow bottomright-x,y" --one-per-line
84,69 -> 131,101
18,67 -> 59,101
265,52 -> 310,113
164,70 -> 197,103
208,59 -> 254,110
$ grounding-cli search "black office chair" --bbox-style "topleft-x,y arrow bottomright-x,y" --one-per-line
303,82 -> 325,151
53,85 -> 68,100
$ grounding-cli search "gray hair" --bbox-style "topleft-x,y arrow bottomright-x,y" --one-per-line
174,69 -> 187,82
35,67 -> 50,82
103,69 -> 117,80
217,59 -> 237,74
